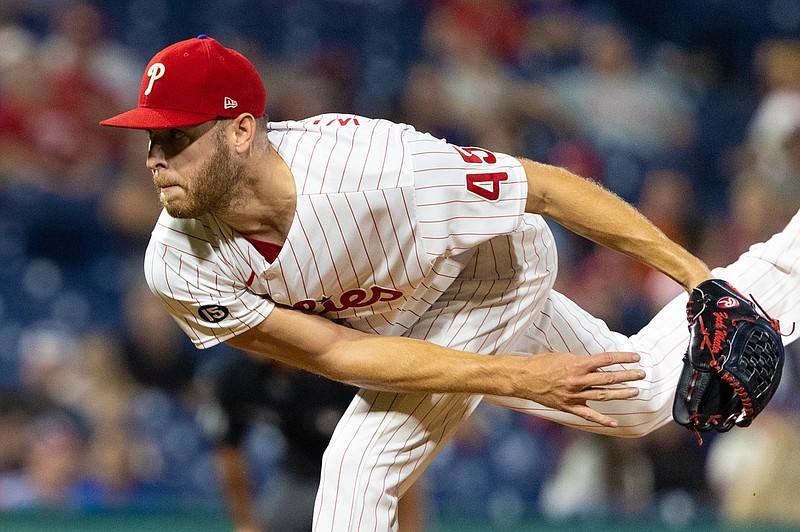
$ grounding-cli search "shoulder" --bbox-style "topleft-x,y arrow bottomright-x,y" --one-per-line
269,113 -> 411,130
143,211 -> 275,349
267,114 -> 425,147
268,114 -> 428,193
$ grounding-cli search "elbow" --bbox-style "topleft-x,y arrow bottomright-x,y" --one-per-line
521,158 -> 560,216
527,187 -> 554,217
307,336 -> 378,387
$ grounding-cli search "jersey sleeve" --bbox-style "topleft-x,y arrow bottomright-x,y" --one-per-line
144,211 -> 274,349
407,130 -> 529,258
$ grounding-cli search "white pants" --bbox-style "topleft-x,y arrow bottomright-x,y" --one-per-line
313,210 -> 800,531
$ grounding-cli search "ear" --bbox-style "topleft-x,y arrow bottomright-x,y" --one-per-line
230,113 -> 257,155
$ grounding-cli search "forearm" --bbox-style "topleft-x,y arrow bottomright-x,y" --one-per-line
522,159 -> 711,291
230,310 -> 526,397
229,307 -> 644,409
227,306 -> 644,431
321,335 -> 528,397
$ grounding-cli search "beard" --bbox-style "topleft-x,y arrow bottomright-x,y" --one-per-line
158,131 -> 246,219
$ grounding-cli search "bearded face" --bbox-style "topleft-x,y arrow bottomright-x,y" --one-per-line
153,125 -> 246,219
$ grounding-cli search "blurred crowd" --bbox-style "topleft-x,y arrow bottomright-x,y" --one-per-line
1,0 -> 800,529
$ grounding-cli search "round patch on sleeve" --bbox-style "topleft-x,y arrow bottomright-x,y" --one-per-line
198,304 -> 230,323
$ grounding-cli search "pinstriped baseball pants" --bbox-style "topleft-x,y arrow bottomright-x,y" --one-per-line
313,209 -> 800,531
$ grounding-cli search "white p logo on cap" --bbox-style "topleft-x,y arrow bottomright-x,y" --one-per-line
144,63 -> 166,96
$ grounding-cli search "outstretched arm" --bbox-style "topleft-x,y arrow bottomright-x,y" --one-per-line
226,305 -> 645,429
521,158 -> 711,292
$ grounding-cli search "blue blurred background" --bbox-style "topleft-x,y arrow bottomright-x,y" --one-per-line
1,0 -> 800,530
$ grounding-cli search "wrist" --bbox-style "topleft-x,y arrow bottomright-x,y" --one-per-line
682,259 -> 713,293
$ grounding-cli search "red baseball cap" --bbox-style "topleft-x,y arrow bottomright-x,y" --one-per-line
100,35 -> 266,129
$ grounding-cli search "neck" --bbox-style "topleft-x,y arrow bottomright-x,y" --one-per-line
216,143 -> 296,244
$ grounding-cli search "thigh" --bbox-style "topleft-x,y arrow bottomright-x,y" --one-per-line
313,388 -> 481,532
487,290 -> 680,437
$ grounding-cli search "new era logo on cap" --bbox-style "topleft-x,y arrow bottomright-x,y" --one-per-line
99,35 -> 266,129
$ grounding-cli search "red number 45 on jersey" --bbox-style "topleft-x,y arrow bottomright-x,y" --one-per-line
453,145 -> 508,201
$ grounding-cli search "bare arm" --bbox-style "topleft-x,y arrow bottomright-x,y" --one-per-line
226,305 -> 645,428
521,159 -> 711,292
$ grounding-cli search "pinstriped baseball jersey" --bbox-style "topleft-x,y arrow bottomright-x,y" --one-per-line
145,114 -> 557,353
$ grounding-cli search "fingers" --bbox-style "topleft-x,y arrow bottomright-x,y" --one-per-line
577,385 -> 640,402
575,351 -> 645,390
567,352 -> 646,393
523,351 -> 648,428
567,352 -> 646,427
567,405 -> 622,428
583,351 -> 641,371
568,387 -> 641,427
580,368 -> 647,389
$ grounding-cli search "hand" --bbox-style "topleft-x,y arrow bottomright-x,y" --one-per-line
522,351 -> 645,428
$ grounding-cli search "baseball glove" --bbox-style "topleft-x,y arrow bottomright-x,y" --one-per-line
672,279 -> 785,443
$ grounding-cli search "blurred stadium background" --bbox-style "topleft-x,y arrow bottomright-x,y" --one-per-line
1,0 -> 800,530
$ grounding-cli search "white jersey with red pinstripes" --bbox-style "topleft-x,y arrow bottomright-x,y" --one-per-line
144,114 -> 557,355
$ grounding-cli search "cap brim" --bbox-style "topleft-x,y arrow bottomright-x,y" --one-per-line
99,106 -> 218,129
